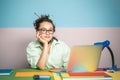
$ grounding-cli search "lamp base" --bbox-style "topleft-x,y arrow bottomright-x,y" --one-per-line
103,65 -> 118,71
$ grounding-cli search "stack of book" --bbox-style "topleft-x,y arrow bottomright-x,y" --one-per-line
60,72 -> 112,80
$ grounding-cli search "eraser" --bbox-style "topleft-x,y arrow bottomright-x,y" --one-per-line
39,75 -> 50,80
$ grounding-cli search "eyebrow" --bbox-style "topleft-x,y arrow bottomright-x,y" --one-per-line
39,28 -> 53,30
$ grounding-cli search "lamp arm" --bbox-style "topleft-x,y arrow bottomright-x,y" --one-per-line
107,46 -> 115,67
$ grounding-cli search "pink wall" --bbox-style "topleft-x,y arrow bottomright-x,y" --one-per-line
0,28 -> 120,69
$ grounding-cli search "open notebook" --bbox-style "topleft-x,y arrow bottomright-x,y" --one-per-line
66,45 -> 102,72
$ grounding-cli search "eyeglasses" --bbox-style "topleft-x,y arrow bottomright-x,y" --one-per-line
38,28 -> 54,34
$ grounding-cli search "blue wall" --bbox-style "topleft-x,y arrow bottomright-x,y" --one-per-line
0,0 -> 120,28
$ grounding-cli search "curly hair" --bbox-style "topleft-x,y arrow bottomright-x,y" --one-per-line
34,15 -> 55,32
34,15 -> 58,41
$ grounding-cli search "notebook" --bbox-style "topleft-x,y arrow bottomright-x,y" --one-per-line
66,45 -> 102,73
0,69 -> 13,76
61,72 -> 112,80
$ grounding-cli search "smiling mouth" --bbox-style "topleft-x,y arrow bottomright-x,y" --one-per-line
45,36 -> 50,38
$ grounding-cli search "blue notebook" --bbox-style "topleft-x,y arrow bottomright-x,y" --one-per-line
0,69 -> 13,76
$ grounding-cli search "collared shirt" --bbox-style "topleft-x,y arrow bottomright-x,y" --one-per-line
26,39 -> 70,69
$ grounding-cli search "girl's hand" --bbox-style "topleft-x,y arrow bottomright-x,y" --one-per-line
36,32 -> 48,45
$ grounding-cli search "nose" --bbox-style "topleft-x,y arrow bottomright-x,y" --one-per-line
46,31 -> 50,35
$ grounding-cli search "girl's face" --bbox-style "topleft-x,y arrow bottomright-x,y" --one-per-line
38,21 -> 54,42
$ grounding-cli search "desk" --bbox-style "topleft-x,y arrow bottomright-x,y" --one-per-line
0,68 -> 120,80
0,68 -> 54,80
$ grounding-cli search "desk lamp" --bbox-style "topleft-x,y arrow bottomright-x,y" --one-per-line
94,40 -> 118,71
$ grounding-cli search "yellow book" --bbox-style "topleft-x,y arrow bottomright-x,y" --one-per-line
15,72 -> 52,77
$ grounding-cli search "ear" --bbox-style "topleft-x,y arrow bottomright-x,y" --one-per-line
36,31 -> 39,38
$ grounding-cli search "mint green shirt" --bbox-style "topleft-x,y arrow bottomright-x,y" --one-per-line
26,39 -> 70,69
